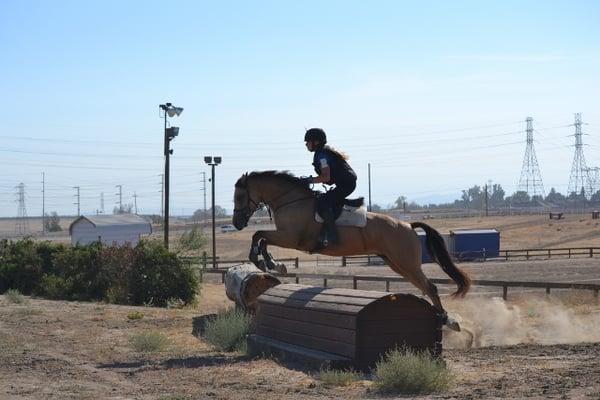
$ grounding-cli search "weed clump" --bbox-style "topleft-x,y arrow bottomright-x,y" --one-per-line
201,308 -> 251,352
129,330 -> 170,353
317,368 -> 362,386
4,288 -> 26,304
373,347 -> 454,394
127,311 -> 144,320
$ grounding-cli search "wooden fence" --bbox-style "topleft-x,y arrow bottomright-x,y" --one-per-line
200,269 -> 600,301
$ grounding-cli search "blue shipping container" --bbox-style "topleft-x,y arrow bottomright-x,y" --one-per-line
448,229 -> 500,261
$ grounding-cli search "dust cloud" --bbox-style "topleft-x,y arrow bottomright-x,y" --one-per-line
443,294 -> 600,348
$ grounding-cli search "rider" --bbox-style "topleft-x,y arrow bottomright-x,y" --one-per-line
301,128 -> 357,248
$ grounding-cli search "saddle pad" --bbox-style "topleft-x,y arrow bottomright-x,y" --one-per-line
315,205 -> 367,227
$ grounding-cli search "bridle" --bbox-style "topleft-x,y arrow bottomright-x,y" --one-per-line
233,181 -> 262,222
234,178 -> 314,223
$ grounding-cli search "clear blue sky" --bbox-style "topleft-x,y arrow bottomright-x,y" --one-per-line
1,0 -> 599,217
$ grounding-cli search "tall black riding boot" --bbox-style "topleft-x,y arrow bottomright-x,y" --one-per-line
321,208 -> 338,247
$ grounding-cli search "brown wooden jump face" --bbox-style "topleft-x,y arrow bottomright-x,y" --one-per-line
247,283 -> 443,371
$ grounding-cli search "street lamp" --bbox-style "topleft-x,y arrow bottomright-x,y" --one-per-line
159,102 -> 183,248
204,156 -> 222,268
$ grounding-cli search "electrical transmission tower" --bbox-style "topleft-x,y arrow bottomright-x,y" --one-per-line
567,113 -> 592,198
15,183 -> 29,236
517,117 -> 545,198
585,167 -> 599,196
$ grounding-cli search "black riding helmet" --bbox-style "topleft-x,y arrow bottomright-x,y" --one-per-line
304,127 -> 327,144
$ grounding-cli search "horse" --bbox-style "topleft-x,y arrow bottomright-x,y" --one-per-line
232,170 -> 471,331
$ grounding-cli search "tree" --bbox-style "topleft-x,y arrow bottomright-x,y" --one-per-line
489,184 -> 505,207
509,190 -> 531,205
192,205 -> 228,220
44,212 -> 62,232
113,203 -> 133,214
177,224 -> 207,254
545,187 -> 565,204
394,196 -> 407,209
370,204 -> 382,212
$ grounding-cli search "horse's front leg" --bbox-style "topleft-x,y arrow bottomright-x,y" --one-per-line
252,230 -> 304,274
248,232 -> 264,270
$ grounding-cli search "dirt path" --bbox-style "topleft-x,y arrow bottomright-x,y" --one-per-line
2,279 -> 600,399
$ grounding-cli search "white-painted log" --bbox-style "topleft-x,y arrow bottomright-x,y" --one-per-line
225,263 -> 281,312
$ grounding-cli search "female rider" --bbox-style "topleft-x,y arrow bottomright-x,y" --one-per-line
301,128 -> 357,248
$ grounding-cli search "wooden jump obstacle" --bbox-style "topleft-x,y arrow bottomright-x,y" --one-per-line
549,212 -> 564,220
247,283 -> 443,371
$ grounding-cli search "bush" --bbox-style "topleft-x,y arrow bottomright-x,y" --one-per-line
0,239 -> 43,294
129,330 -> 170,353
373,348 -> 454,394
0,239 -> 199,307
201,308 -> 251,352
4,288 -> 26,304
317,368 -> 362,386
127,311 -> 144,320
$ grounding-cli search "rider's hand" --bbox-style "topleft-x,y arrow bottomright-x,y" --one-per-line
299,176 -> 313,186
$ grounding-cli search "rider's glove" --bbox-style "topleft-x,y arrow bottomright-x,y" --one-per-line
299,176 -> 313,186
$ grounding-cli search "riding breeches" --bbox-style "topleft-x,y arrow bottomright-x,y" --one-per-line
316,180 -> 356,214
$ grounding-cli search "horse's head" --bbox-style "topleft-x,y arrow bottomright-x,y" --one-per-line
232,173 -> 261,230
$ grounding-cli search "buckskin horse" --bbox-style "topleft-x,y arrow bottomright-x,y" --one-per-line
232,171 -> 471,330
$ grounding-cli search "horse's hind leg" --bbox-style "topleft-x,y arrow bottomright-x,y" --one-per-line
384,249 -> 460,330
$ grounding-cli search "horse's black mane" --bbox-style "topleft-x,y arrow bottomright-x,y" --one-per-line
236,170 -> 310,191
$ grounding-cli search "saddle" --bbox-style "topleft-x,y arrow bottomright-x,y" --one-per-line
314,196 -> 367,228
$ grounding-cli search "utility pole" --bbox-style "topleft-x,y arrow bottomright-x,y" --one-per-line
484,184 -> 489,217
568,113 -> 592,198
115,185 -> 122,213
517,117 -> 545,198
158,174 -> 164,220
73,186 -> 80,216
133,192 -> 138,214
100,192 -> 105,214
368,163 -> 372,212
41,172 -> 45,234
15,183 -> 29,236
200,171 -> 207,223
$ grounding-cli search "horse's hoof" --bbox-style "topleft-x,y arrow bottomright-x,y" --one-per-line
446,316 -> 461,332
274,263 -> 287,275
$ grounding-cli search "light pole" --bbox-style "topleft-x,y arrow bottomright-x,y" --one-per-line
159,102 -> 183,248
204,156 -> 222,268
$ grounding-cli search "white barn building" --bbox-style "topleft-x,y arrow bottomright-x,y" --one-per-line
69,214 -> 152,246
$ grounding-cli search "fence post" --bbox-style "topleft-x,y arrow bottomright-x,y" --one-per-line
295,257 -> 299,268
568,248 -> 571,258
548,249 -> 551,258
353,276 -> 358,289
502,286 -> 508,301
590,248 -> 593,258
505,250 -> 509,261
323,278 -> 328,287
546,287 -> 551,295
385,280 -> 390,292
342,256 -> 346,267
295,276 -> 300,284
526,250 -> 529,260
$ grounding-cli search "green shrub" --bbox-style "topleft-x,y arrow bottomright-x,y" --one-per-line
35,274 -> 69,299
0,239 -> 199,307
127,311 -> 144,320
317,368 -> 362,386
4,288 -> 26,304
129,330 -> 170,353
0,238 -> 43,294
201,308 -> 251,352
373,347 -> 454,394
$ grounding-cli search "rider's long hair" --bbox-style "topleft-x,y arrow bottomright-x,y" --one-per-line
324,145 -> 349,161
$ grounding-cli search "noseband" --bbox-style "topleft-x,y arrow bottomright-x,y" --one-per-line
234,182 -> 261,221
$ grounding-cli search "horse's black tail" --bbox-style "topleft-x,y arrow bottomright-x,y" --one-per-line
411,222 -> 471,297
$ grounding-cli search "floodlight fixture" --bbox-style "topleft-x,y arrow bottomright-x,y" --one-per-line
167,127 -> 179,140
204,156 -> 213,164
214,156 -> 222,165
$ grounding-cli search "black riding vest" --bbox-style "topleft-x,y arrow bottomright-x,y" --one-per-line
312,147 -> 357,185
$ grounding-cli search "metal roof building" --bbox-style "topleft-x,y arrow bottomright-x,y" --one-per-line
69,214 -> 152,246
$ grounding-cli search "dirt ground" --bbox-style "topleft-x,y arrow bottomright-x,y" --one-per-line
2,268 -> 600,399
2,213 -> 600,399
